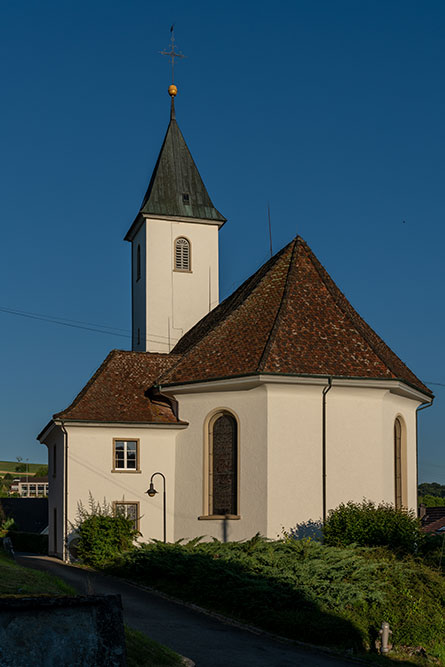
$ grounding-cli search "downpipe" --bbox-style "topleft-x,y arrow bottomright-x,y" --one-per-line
60,421 -> 68,562
322,377 -> 333,524
416,398 -> 434,516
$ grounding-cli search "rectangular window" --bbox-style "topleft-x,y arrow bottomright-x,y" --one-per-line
114,501 -> 139,531
112,439 -> 139,472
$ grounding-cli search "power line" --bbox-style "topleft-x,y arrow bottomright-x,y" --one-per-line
0,305 -> 180,346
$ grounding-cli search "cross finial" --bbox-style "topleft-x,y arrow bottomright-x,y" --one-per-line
160,25 -> 185,87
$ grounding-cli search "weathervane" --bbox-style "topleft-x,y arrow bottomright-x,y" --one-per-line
160,25 -> 186,87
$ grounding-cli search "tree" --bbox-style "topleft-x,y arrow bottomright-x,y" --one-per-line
34,465 -> 48,477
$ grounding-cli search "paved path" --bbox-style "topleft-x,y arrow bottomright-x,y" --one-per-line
17,554 -> 358,667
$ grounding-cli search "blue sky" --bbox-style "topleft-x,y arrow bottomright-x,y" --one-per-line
0,1 -> 444,483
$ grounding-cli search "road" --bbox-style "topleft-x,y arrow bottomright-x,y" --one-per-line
17,554 -> 359,667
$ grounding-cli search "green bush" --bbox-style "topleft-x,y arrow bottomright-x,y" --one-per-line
7,531 -> 48,554
105,537 -> 445,659
323,500 -> 423,554
74,495 -> 139,567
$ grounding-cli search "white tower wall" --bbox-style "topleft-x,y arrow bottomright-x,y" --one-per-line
132,217 -> 219,352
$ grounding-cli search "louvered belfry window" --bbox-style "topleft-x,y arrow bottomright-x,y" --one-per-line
175,237 -> 191,271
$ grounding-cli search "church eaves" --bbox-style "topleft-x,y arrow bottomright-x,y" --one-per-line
158,237 -> 432,397
125,98 -> 225,241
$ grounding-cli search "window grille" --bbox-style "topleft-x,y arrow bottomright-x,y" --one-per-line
115,502 -> 139,530
175,237 -> 191,271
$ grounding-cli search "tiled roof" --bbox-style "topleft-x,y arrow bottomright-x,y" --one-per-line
160,237 -> 432,396
54,350 -> 183,424
421,506 -> 445,532
125,106 -> 225,240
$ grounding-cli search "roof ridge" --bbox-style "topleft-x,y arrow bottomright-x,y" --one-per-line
257,238 -> 299,372
54,350 -> 118,419
171,241 -> 293,357
301,239 -> 431,393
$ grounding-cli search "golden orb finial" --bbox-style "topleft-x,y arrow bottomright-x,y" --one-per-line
168,84 -> 177,97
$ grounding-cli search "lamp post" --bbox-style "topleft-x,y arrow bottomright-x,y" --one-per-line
146,472 -> 166,543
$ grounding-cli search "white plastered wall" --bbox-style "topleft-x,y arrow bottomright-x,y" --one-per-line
132,217 -> 219,353
173,386 -> 268,542
174,380 -> 423,541
64,425 -> 179,545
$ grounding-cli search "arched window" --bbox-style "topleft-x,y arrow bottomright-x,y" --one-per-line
136,244 -> 141,281
394,417 -> 407,509
208,412 -> 238,516
174,237 -> 191,271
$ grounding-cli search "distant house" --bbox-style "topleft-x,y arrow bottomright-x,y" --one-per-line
10,477 -> 48,498
420,506 -> 445,534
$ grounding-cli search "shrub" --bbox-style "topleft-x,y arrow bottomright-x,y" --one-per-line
106,537 -> 445,658
74,495 -> 139,567
323,500 -> 423,554
7,531 -> 48,554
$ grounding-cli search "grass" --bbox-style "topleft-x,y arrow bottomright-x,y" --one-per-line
104,537 -> 445,665
125,627 -> 183,666
0,551 -> 74,596
0,552 -> 183,666
0,460 -> 45,475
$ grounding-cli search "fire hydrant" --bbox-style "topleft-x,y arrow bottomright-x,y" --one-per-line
379,621 -> 392,655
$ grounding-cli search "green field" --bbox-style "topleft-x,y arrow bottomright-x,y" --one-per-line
0,461 -> 46,475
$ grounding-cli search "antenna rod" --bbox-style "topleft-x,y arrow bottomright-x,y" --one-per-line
267,203 -> 273,258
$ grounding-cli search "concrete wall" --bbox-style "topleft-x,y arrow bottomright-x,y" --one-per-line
132,217 -> 219,353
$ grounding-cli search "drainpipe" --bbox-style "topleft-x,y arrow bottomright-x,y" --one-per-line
60,421 -> 68,562
416,398 -> 434,516
322,377 -> 333,523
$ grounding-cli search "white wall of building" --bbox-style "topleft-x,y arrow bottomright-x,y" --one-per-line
132,217 -> 219,353
40,379 -> 425,557
173,386 -> 268,542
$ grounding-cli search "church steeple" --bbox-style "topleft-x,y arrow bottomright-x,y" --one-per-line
125,86 -> 225,242
125,67 -> 224,353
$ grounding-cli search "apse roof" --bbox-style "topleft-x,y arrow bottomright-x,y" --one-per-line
158,236 -> 432,397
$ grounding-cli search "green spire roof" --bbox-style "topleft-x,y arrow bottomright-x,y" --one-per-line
125,100 -> 225,240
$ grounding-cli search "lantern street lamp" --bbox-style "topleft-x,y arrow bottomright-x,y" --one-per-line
146,472 -> 166,543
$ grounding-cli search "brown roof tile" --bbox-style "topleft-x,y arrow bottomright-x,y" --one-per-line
55,350 -> 183,424
160,237 -> 432,396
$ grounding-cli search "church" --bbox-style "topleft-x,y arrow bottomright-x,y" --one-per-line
38,83 -> 433,560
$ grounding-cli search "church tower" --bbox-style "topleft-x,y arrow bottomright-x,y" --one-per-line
124,84 -> 226,353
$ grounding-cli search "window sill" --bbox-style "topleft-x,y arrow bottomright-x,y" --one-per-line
198,515 -> 241,521
111,470 -> 142,474
173,269 -> 192,274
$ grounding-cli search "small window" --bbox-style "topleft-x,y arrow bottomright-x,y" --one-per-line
114,501 -> 139,531
113,439 -> 139,472
174,237 -> 191,271
182,193 -> 190,204
136,244 -> 141,281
